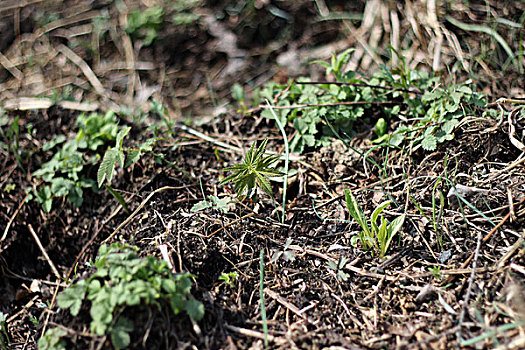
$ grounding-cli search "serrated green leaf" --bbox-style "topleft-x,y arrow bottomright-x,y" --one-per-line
105,185 -> 129,213
191,200 -> 212,212
97,148 -> 118,187
185,297 -> 204,321
421,134 -> 437,151
57,281 -> 86,316
116,126 -> 131,149
125,149 -> 141,167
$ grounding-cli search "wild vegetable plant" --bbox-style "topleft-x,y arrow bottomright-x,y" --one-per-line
344,189 -> 405,258
220,138 -> 282,200
31,110 -> 122,211
39,244 -> 203,350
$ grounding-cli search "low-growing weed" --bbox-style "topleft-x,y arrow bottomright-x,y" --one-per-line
37,328 -> 67,350
125,6 -> 164,46
237,49 -> 488,153
327,256 -> 350,282
218,272 -> 238,288
344,189 -> 405,258
125,1 -> 201,46
39,243 -> 203,350
220,138 -> 282,200
171,0 -> 201,26
31,110 -> 158,212
0,312 -> 9,350
429,266 -> 444,282
191,195 -> 231,213
0,115 -> 25,169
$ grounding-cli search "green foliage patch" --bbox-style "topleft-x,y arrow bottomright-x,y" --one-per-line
241,49 -> 488,153
39,244 -> 203,350
30,110 -> 157,212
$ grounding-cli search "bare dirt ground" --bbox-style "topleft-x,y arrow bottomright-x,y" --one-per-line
1,1 -> 524,349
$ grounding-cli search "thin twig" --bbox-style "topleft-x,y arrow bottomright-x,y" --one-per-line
102,186 -> 187,244
205,212 -> 256,238
258,100 -> 400,110
57,44 -> 106,96
456,231 -> 482,343
28,224 -> 61,279
265,288 -> 317,324
1,192 -> 28,243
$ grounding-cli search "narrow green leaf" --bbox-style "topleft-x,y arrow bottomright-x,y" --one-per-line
371,200 -> 391,232
344,189 -> 369,235
105,185 -> 130,213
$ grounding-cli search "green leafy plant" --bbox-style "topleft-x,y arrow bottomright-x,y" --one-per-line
41,243 -> 203,349
218,272 -> 238,288
125,6 -> 164,46
37,327 -> 67,350
0,312 -> 10,350
429,266 -> 444,282
191,195 -> 231,213
344,189 -> 405,258
327,256 -> 350,282
249,49 -> 487,153
172,0 -> 201,25
97,128 -> 159,188
0,115 -> 25,169
220,138 -> 282,199
31,111 -> 122,211
30,110 -> 155,212
76,110 -> 120,150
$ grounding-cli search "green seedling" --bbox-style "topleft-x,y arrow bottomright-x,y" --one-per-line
37,328 -> 67,350
250,48 -> 487,153
270,238 -> 296,263
191,195 -> 230,213
30,110 -> 157,212
125,6 -> 163,46
344,189 -> 405,258
218,272 -> 238,288
0,312 -> 9,350
428,266 -> 444,282
172,0 -> 201,25
327,256 -> 350,282
220,138 -> 282,200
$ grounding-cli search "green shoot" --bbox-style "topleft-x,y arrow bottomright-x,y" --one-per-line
344,189 -> 405,258
220,139 -> 282,200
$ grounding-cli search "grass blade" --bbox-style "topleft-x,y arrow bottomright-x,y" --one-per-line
266,100 -> 289,224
